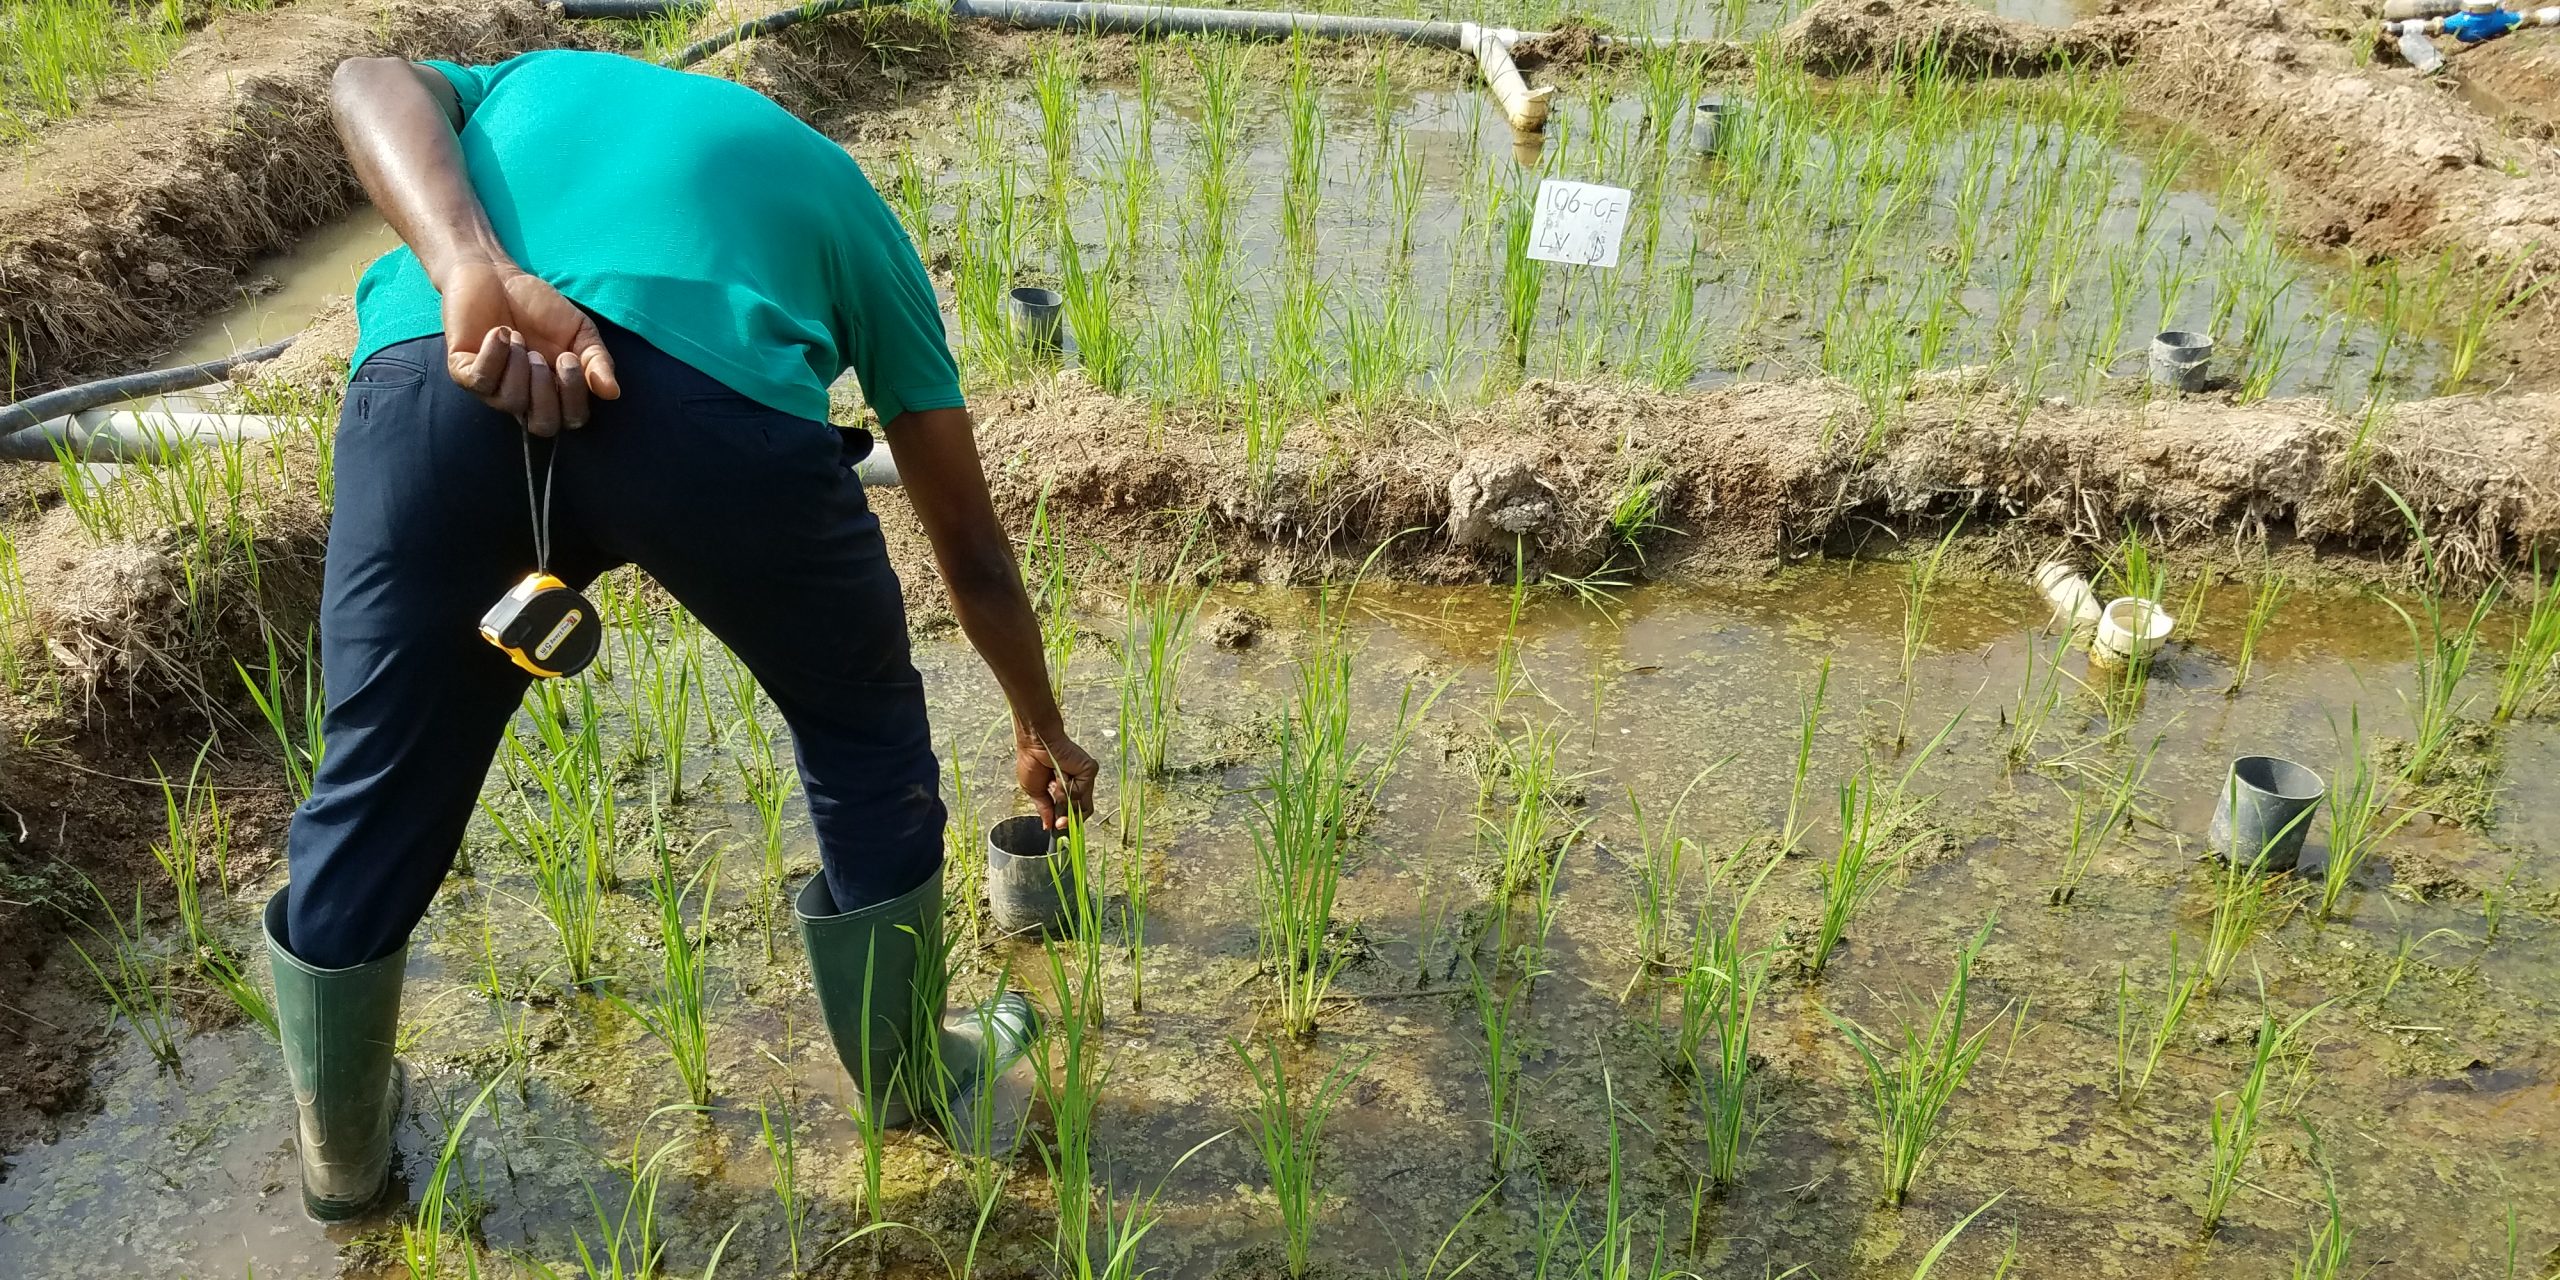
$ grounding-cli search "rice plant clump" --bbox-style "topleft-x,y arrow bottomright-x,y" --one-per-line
1830,917 -> 2003,1207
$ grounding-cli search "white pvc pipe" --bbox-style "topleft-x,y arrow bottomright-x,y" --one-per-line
6,404 -> 914,487
2033,562 -> 2103,634
1,408 -> 283,463
1460,23 -> 1555,134
2091,597 -> 2174,667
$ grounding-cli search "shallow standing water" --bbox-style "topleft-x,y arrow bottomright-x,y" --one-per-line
2,562 -> 2554,1279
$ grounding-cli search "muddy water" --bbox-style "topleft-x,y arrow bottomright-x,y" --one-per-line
3,563 -> 2554,1278
167,210 -> 397,366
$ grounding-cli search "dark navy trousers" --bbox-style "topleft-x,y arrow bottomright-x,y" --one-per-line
283,323 -> 946,969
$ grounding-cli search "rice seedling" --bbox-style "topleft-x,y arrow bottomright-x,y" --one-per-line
1252,578 -> 1430,1036
2318,709 -> 2417,922
1281,36 -> 1325,249
1625,763 -> 1724,977
2050,735 -> 2157,906
2002,629 -> 2073,770
1779,657 -> 1832,853
537,1119 -> 735,1280
1810,712 -> 1960,977
1388,140 -> 1422,257
1683,856 -> 1778,1191
2227,569 -> 2288,695
1464,955 -> 1527,1177
1086,1132 -> 1230,1280
401,1072 -> 507,1280
1024,488 -> 1077,696
2291,1124 -> 2353,1280
2494,552 -> 2560,723
641,607 -> 701,802
1894,521 -> 1964,747
1499,198 -> 1544,370
2441,252 -> 2550,392
1040,887 -> 1111,1274
67,875 -> 181,1069
618,821 -> 719,1107
238,624 -> 325,804
1236,1039 -> 1368,1279
2114,934 -> 2201,1105
486,684 -> 616,986
2201,839 -> 2300,992
756,1099 -> 806,1274
1060,233 -> 1134,394
2201,996 -> 2330,1233
1910,1193 -> 2009,1280
1830,917 -> 2002,1207
2379,485 -> 2499,785
1031,39 -> 1078,200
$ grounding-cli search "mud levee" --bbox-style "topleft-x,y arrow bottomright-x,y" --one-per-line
951,376 -> 2559,588
0,0 -> 586,395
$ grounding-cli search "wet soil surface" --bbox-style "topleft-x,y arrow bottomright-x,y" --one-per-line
2,566 -> 2555,1277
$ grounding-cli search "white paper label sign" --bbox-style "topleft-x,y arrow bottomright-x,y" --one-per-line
1525,179 -> 1632,269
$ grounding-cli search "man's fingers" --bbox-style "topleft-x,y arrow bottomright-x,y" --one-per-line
492,331 -> 532,418
574,318 -> 621,401
448,327 -> 509,396
555,352 -> 592,429
524,358 -> 561,437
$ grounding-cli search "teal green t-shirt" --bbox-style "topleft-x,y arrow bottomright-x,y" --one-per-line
351,50 -> 962,425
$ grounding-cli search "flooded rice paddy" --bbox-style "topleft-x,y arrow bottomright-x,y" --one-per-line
173,47 -> 2474,417
3,562 -> 2555,1279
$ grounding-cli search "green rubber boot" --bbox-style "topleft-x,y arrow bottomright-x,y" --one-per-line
263,891 -> 406,1221
795,866 -> 1041,1135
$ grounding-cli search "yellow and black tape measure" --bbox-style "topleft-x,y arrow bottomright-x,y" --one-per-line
479,572 -> 599,678
480,430 -> 597,679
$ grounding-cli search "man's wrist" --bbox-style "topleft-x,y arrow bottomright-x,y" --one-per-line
1014,713 -> 1066,749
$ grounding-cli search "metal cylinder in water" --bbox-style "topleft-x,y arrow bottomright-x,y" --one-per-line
2148,330 -> 2214,391
2207,755 -> 2327,871
1008,286 -> 1066,353
1687,97 -> 1731,155
985,815 -> 1087,937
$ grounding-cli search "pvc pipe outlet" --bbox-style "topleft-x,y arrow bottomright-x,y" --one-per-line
1688,97 -> 1732,155
2207,755 -> 2326,871
984,815 -> 1090,937
1460,23 -> 1555,133
2091,596 -> 2173,667
2032,562 -> 2103,635
2148,330 -> 2213,391
1008,286 -> 1066,353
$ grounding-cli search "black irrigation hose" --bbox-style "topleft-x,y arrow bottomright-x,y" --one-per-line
0,337 -> 295,439
554,0 -> 708,16
665,0 -> 913,67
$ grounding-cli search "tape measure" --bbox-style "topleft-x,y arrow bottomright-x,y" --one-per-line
479,431 -> 599,679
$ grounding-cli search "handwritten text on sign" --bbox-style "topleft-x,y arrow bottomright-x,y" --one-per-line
1525,179 -> 1632,269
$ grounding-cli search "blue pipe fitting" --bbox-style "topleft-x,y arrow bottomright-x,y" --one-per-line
2444,4 -> 2522,40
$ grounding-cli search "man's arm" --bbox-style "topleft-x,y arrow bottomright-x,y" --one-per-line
884,407 -> 1098,830
329,57 -> 617,433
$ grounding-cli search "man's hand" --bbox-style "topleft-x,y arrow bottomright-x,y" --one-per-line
1017,724 -> 1099,832
439,259 -> 620,435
